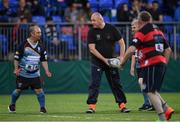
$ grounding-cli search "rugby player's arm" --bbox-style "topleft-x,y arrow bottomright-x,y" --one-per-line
14,60 -> 21,75
121,46 -> 136,67
42,61 -> 52,77
88,43 -> 109,66
118,38 -> 126,61
14,60 -> 19,71
163,47 -> 172,63
130,55 -> 136,76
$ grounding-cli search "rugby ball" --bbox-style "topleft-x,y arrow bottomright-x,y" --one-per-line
108,58 -> 121,68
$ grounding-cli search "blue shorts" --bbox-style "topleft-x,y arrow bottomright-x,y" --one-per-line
142,63 -> 166,93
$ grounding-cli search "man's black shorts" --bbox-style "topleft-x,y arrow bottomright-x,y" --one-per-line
16,76 -> 42,90
142,63 -> 166,93
136,68 -> 143,78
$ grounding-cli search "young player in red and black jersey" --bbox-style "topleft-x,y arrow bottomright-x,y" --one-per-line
120,11 -> 174,121
130,19 -> 154,111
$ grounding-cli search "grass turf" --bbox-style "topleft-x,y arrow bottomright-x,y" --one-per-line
0,93 -> 179,121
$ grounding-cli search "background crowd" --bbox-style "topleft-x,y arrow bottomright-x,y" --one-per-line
0,0 -> 180,61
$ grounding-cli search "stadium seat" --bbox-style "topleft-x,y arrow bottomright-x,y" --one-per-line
9,0 -> 18,5
9,0 -> 18,9
91,7 -> 98,12
0,34 -> 8,54
60,34 -> 76,50
99,0 -> 113,9
32,16 -> 46,25
52,16 -> 62,23
177,34 -> 180,50
52,16 -> 62,35
170,33 -> 180,49
55,0 -> 66,9
163,15 -> 173,22
103,16 -> 110,22
163,15 -> 173,33
111,16 -> 117,22
175,6 -> 180,21
38,0 -> 48,6
148,0 -> 163,5
88,0 -> 99,9
114,0 -> 128,8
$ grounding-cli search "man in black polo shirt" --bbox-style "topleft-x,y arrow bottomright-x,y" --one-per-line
86,12 -> 130,113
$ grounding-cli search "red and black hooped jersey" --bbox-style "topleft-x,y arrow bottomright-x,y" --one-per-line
131,23 -> 170,68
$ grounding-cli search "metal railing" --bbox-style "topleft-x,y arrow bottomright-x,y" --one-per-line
0,22 -> 180,61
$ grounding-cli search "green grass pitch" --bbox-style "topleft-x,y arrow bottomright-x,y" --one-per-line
0,93 -> 179,121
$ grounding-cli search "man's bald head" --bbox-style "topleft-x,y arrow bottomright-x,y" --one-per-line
90,12 -> 105,29
29,25 -> 41,41
91,12 -> 104,21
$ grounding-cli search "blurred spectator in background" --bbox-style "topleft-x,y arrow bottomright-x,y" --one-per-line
130,0 -> 144,19
30,0 -> 45,16
64,3 -> 80,23
78,16 -> 90,43
174,0 -> 180,21
44,17 -> 60,61
17,0 -> 32,22
0,0 -> 16,22
12,16 -> 29,50
117,3 -> 133,22
163,0 -> 176,17
82,2 -> 92,22
147,1 -> 163,22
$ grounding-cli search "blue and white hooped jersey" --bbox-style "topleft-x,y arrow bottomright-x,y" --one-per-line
14,39 -> 47,78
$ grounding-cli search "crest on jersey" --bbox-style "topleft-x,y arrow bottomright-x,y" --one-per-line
15,51 -> 19,54
132,39 -> 138,43
107,34 -> 111,39
96,34 -> 101,40
37,47 -> 41,53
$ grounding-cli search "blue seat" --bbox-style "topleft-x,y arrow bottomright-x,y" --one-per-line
163,15 -> 173,22
53,0 -> 66,8
103,16 -> 110,22
39,0 -> 48,6
0,34 -> 8,54
175,6 -> 180,21
52,16 -> 62,23
114,0 -> 128,8
170,33 -> 180,49
99,0 -> 113,9
9,0 -> 18,8
88,0 -> 99,9
177,34 -> 180,49
60,34 -> 76,50
32,16 -> 46,25
52,16 -> 61,33
9,0 -> 18,5
163,15 -> 173,33
111,16 -> 117,22
148,0 -> 163,5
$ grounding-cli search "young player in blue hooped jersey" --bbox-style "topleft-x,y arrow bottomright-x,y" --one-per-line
8,25 -> 52,113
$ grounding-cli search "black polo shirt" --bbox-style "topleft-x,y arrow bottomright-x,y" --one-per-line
88,23 -> 122,66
